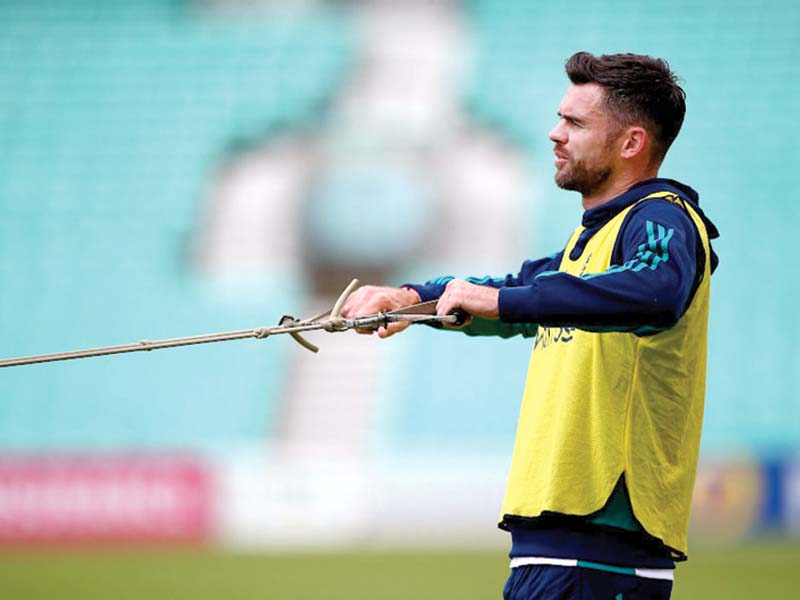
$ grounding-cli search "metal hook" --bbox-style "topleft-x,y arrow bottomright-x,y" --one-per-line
278,315 -> 319,353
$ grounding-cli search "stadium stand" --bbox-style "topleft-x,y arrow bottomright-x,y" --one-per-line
0,0 -> 353,450
1,0 -> 798,463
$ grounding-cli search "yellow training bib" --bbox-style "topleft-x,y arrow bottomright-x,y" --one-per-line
500,192 -> 712,557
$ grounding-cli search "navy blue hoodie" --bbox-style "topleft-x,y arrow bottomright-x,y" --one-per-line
408,178 -> 719,339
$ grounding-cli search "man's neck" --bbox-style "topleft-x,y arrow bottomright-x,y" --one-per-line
581,168 -> 659,211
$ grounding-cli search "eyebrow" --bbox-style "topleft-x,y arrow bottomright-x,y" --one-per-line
558,111 -> 585,126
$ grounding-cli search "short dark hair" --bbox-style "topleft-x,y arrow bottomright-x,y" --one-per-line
565,51 -> 686,163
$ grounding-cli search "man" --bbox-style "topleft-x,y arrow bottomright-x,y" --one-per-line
341,52 -> 719,600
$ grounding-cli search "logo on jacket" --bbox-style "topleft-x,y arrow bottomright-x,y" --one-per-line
533,326 -> 575,350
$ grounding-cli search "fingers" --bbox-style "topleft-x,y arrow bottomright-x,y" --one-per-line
436,279 -> 463,317
377,320 -> 412,339
434,281 -> 466,329
343,286 -> 420,316
436,279 -> 500,322
340,285 -> 421,337
340,286 -> 373,318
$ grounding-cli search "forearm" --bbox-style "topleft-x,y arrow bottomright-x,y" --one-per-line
498,201 -> 700,334
500,232 -> 695,333
405,252 -> 564,302
498,268 -> 689,333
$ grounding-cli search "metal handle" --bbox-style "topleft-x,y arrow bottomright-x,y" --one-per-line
449,308 -> 470,326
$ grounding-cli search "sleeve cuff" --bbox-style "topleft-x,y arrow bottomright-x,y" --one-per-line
402,283 -> 443,303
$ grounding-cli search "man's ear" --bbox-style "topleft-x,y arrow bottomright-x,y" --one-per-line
619,126 -> 649,159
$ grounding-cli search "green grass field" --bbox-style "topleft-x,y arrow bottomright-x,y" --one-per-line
1,540 -> 798,599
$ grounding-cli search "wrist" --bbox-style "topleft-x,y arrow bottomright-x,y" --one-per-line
400,286 -> 422,305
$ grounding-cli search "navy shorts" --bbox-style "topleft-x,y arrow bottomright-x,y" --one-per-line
503,565 -> 672,600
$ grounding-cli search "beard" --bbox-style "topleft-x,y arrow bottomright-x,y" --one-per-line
555,157 -> 612,196
554,132 -> 619,196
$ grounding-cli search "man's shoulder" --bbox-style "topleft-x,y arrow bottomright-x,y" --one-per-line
631,178 -> 699,204
613,192 -> 700,263
625,194 -> 697,234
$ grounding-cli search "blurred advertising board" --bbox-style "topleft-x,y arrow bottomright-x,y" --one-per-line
0,452 -> 797,548
690,456 -> 800,545
786,458 -> 800,535
0,456 -> 212,544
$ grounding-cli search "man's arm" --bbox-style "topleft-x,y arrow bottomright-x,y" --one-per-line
339,252 -> 564,338
491,201 -> 699,334
405,252 -> 564,303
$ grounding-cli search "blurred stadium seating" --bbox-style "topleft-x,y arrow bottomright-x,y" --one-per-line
0,0 -> 353,450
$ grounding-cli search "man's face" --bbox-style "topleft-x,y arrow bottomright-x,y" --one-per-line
549,83 -> 622,196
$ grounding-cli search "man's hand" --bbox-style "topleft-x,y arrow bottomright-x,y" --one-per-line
436,279 -> 500,326
340,285 -> 422,338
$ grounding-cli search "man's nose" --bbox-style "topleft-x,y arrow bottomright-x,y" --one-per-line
549,121 -> 566,144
